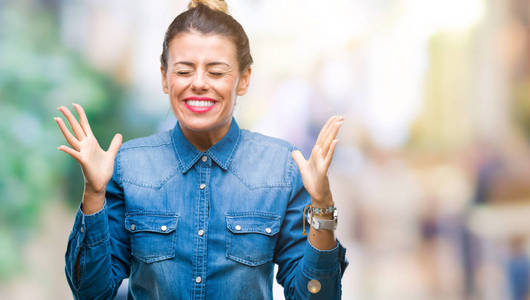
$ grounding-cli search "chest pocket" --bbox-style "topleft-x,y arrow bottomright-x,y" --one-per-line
125,213 -> 179,264
225,212 -> 281,267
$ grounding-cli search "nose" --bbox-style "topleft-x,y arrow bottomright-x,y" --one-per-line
191,69 -> 209,92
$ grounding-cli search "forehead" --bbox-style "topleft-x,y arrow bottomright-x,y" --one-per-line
167,31 -> 237,64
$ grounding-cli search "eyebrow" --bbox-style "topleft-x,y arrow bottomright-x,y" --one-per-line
173,61 -> 230,67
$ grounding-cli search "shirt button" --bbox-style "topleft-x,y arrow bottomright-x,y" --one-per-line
265,227 -> 272,234
198,229 -> 204,236
235,225 -> 242,231
130,224 -> 136,231
200,183 -> 206,190
307,279 -> 321,294
195,276 -> 202,283
201,156 -> 208,162
161,225 -> 167,232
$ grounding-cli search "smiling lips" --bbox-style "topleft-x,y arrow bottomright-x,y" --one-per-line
183,97 -> 217,113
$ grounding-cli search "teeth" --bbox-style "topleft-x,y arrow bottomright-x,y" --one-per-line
186,100 -> 215,107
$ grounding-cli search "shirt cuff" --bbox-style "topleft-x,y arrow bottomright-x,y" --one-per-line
72,201 -> 109,247
303,239 -> 347,275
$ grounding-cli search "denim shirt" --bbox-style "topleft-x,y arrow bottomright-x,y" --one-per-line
65,118 -> 348,300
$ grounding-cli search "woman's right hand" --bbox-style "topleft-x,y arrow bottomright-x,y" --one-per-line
55,103 -> 122,198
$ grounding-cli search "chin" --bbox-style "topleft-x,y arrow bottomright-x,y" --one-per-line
179,117 -> 224,132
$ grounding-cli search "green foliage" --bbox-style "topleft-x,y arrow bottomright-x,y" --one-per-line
0,2 -> 154,280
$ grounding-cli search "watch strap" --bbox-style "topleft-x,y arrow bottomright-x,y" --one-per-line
310,215 -> 337,231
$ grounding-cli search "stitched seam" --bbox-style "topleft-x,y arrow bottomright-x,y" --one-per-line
120,142 -> 172,151
79,247 -> 86,288
183,152 -> 203,171
116,150 -> 123,185
225,211 -> 281,218
207,150 -> 223,169
287,144 -> 296,187
121,167 -> 178,189
224,125 -> 241,169
84,236 -> 109,248
129,217 -> 179,263
226,253 -> 272,266
170,128 -> 186,172
302,262 -> 340,278
228,166 -> 290,189
126,212 -> 180,217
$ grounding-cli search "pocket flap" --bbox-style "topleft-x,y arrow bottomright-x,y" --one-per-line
125,214 -> 178,234
226,213 -> 280,236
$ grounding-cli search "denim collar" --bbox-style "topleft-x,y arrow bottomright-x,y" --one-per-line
171,117 -> 241,173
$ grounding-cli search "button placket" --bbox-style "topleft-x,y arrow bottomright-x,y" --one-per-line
192,154 -> 210,298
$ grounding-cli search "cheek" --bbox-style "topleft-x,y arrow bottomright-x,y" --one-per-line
217,79 -> 238,96
168,77 -> 190,93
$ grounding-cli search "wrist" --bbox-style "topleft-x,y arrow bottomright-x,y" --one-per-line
82,185 -> 106,215
84,182 -> 106,196
311,193 -> 334,207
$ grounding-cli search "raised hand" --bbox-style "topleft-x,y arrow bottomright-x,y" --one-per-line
55,104 -> 122,196
291,116 -> 343,206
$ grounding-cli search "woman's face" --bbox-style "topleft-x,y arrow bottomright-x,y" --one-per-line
161,31 -> 251,137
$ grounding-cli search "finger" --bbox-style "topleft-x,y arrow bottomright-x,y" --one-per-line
310,143 -> 322,160
72,103 -> 94,137
57,145 -> 82,162
107,133 -> 123,157
58,106 -> 86,140
315,116 -> 338,147
325,139 -> 339,169
291,150 -> 308,174
321,118 -> 343,155
54,117 -> 81,150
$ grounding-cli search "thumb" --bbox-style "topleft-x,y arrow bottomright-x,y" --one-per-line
108,133 -> 123,157
291,150 -> 307,173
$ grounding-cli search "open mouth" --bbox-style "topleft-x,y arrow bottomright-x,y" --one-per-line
184,97 -> 217,113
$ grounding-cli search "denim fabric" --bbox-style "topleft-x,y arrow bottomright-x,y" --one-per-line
65,118 -> 348,300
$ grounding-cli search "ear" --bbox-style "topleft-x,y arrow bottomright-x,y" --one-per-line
236,67 -> 251,96
160,66 -> 169,94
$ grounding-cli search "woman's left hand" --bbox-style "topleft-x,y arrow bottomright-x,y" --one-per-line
291,115 -> 344,206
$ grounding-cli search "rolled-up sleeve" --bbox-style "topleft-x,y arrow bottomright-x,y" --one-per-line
274,146 -> 348,300
65,151 -> 130,300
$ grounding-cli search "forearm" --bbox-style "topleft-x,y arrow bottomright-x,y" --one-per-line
76,185 -> 105,282
65,203 -> 122,299
282,240 -> 346,300
81,184 -> 105,215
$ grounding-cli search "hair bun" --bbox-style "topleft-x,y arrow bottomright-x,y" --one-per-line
188,0 -> 228,14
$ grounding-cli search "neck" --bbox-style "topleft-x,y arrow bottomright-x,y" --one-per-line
180,119 -> 231,152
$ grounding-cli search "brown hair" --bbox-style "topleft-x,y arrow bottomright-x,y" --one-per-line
160,0 -> 253,73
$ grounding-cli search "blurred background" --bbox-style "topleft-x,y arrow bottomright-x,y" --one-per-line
1,0 -> 530,299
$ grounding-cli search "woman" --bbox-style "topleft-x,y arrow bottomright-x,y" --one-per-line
57,1 -> 347,299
